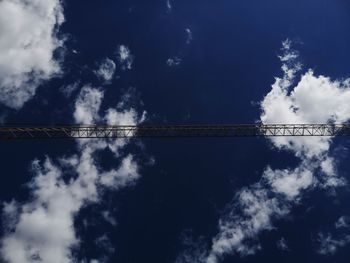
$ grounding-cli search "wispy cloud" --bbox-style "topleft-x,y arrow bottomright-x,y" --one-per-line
0,87 -> 146,262
176,40 -> 350,263
74,86 -> 104,124
166,0 -> 172,12
185,28 -> 193,44
0,0 -> 64,109
276,238 -> 290,251
117,45 -> 134,70
335,216 -> 350,229
317,232 -> 350,255
315,215 -> 350,255
94,58 -> 116,83
205,40 -> 350,263
174,231 -> 208,263
102,211 -> 117,226
206,39 -> 350,263
59,82 -> 79,98
167,57 -> 182,67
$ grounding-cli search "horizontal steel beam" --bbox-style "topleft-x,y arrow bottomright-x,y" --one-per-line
0,124 -> 350,140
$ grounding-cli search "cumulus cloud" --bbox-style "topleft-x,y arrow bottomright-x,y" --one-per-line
181,40 -> 350,263
105,108 -> 142,126
94,58 -> 116,83
261,41 -> 350,158
0,86 -> 146,262
117,45 -> 133,70
264,164 -> 315,200
0,0 -> 64,109
99,154 -> 141,189
74,86 -> 104,124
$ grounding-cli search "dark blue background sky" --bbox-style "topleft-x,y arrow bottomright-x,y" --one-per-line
1,0 -> 350,262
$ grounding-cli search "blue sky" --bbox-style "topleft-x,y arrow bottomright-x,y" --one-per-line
1,0 -> 350,263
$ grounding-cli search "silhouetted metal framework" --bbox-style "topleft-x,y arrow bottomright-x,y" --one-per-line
1,124 -> 350,140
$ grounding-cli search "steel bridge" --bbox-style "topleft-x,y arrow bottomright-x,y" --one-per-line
0,124 -> 350,140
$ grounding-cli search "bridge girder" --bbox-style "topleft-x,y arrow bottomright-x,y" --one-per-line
0,124 -> 349,140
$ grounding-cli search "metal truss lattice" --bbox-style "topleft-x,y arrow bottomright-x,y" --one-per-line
0,124 -> 350,140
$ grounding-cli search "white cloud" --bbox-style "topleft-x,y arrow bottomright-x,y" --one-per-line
59,82 -> 79,98
319,156 -> 346,188
185,28 -> 193,44
276,238 -> 289,251
102,211 -> 117,226
335,216 -> 350,229
264,164 -> 315,200
206,186 -> 288,263
166,0 -> 172,12
105,108 -> 140,126
0,87 -> 146,262
167,57 -> 182,67
201,40 -> 350,263
94,58 -> 116,83
74,86 -> 104,124
317,232 -> 350,255
260,41 -> 350,158
315,216 -> 350,255
175,232 -> 207,263
260,41 -> 350,162
117,45 -> 133,70
0,0 -> 64,109
99,154 -> 140,190
95,234 -> 115,254
1,158 -> 81,263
